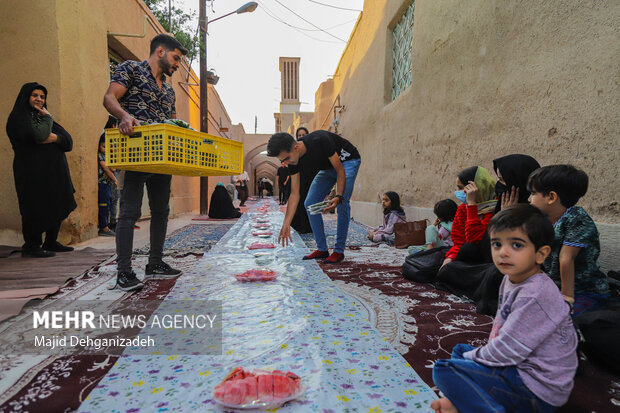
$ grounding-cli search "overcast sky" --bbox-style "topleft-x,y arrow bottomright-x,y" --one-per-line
176,0 -> 364,134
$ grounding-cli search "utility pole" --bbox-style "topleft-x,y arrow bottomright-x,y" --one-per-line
199,0 -> 209,215
168,0 -> 172,30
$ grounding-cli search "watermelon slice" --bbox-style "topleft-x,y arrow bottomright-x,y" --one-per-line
235,269 -> 277,282
257,373 -> 274,403
213,367 -> 303,409
248,242 -> 275,250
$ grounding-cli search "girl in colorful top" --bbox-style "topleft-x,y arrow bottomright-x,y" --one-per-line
368,191 -> 407,244
441,166 -> 497,267
528,165 -> 609,315
407,199 -> 457,254
426,199 -> 458,249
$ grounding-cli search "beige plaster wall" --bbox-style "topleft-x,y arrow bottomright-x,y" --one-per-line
0,0 -> 204,245
289,112 -> 315,136
318,0 -> 619,225
311,79 -> 336,131
0,0 -> 61,244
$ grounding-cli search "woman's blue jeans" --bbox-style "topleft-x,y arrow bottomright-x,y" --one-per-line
304,158 -> 361,254
433,344 -> 556,413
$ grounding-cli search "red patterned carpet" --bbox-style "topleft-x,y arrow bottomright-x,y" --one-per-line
318,245 -> 620,413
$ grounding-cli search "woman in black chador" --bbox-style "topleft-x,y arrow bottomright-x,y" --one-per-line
209,184 -> 242,219
6,82 -> 77,257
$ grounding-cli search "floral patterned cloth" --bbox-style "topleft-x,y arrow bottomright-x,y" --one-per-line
77,200 -> 436,412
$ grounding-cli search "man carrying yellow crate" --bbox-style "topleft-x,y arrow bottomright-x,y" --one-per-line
102,34 -> 187,291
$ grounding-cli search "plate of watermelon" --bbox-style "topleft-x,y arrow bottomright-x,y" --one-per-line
213,367 -> 304,409
251,230 -> 273,237
252,223 -> 270,229
234,269 -> 277,282
248,241 -> 275,250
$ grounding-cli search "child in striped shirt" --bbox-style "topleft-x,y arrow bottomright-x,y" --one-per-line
431,204 -> 578,413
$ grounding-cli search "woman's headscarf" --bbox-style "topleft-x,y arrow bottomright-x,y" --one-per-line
458,166 -> 497,214
6,82 -> 48,149
493,154 -> 540,212
296,127 -> 309,140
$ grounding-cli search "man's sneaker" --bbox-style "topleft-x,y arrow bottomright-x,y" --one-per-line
323,252 -> 344,264
303,250 -> 329,260
116,271 -> 144,292
145,261 -> 183,279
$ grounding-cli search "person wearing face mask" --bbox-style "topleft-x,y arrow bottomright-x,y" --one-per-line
6,83 -> 77,258
436,160 -> 544,316
442,166 -> 497,267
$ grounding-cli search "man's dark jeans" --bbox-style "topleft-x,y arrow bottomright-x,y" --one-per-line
116,171 -> 171,273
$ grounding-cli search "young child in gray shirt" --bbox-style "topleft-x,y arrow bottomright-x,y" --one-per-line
432,204 -> 578,413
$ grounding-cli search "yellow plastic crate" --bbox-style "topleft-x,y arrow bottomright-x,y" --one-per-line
105,124 -> 243,176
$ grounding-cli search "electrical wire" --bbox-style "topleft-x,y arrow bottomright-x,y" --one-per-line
260,2 -> 356,33
307,0 -> 362,12
256,0 -> 343,43
270,0 -> 347,42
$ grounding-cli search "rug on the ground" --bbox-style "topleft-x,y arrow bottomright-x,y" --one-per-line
0,246 -> 20,259
0,222 -> 235,413
0,262 -> 187,413
133,223 -> 235,255
318,245 -> 620,413
0,248 -> 114,323
299,215 -> 376,249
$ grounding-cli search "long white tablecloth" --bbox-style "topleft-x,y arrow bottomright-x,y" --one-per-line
78,200 -> 435,412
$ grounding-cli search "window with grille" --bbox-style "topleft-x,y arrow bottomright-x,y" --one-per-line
391,1 -> 415,100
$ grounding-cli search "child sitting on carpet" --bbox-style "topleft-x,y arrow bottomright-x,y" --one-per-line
368,191 -> 406,244
431,204 -> 577,413
408,199 -> 457,254
528,165 -> 609,315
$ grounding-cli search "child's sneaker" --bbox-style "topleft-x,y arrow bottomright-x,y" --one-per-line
116,271 -> 143,291
145,261 -> 183,279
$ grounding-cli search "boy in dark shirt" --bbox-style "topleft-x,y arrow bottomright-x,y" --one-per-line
267,130 -> 361,263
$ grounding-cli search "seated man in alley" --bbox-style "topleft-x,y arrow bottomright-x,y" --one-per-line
102,34 -> 187,291
267,130 -> 361,263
